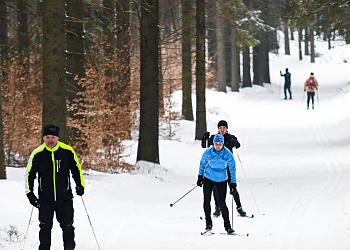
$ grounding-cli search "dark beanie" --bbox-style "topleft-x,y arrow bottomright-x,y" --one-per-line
217,120 -> 228,129
310,72 -> 314,75
43,124 -> 60,137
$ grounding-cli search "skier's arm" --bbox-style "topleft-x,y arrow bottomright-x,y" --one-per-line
199,150 -> 209,176
25,154 -> 37,195
227,152 -> 236,184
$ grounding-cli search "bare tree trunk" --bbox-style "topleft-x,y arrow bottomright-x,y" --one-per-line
290,26 -> 294,40
230,23 -> 239,92
304,27 -> 309,55
298,28 -> 303,60
43,0 -> 67,142
116,0 -> 132,137
310,27 -> 315,63
137,0 -> 160,163
216,1 -> 226,92
242,45 -> 251,88
195,0 -> 206,140
284,22 -> 290,55
0,0 -> 6,178
66,0 -> 85,146
181,0 -> 194,120
261,38 -> 271,83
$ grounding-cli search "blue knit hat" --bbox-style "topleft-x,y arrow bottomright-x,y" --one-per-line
213,134 -> 224,144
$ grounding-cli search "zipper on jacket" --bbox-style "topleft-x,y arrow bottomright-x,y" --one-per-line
51,151 -> 57,201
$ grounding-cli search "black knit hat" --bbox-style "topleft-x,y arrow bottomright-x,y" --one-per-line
217,120 -> 228,129
310,72 -> 314,75
43,124 -> 60,137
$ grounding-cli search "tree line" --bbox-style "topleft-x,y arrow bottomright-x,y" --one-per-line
0,0 -> 348,179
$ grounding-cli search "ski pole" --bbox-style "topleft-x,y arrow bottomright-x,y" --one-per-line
316,88 -> 320,109
22,206 -> 34,250
231,195 -> 234,229
81,197 -> 101,250
170,185 -> 197,207
234,149 -> 263,215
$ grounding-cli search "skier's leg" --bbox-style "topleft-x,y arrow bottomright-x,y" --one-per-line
212,186 -> 221,216
39,200 -> 55,250
284,84 -> 287,99
203,178 -> 214,228
56,199 -> 75,250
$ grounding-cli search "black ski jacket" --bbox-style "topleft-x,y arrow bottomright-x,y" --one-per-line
202,132 -> 240,152
25,141 -> 85,201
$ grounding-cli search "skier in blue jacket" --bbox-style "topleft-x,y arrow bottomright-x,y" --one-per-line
197,134 -> 236,234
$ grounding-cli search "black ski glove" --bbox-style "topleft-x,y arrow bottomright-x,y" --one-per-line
229,135 -> 240,149
27,192 -> 39,208
76,185 -> 84,196
203,132 -> 210,140
229,183 -> 237,195
197,175 -> 204,187
207,135 -> 214,147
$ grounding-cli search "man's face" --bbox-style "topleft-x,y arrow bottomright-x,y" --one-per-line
218,126 -> 227,135
43,135 -> 59,148
214,142 -> 223,151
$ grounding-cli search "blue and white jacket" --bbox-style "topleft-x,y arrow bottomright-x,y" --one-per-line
199,146 -> 236,183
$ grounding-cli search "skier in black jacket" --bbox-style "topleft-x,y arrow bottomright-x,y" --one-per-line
201,120 -> 247,217
280,68 -> 292,99
25,124 -> 85,250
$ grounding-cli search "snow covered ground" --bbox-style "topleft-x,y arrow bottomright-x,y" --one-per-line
1,32 -> 350,250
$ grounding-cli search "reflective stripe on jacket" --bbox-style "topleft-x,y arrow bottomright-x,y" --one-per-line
25,141 -> 84,201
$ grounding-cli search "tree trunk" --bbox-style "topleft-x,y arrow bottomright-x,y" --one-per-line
66,0 -> 85,146
195,0 -> 206,140
116,0 -> 131,107
253,45 -> 263,86
242,45 -> 251,88
290,26 -> 294,40
298,28 -> 303,60
181,0 -> 194,121
310,27 -> 315,63
0,0 -> 6,179
43,0 -> 67,142
224,23 -> 231,86
284,22 -> 290,55
230,23 -> 239,92
116,0 -> 131,137
216,1 -> 226,92
103,0 -> 116,103
103,0 -> 116,57
304,27 -> 309,55
261,37 -> 271,83
137,0 -> 160,164
17,0 -> 29,60
206,0 -> 216,72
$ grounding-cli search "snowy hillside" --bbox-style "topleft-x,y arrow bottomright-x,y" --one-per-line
1,31 -> 350,250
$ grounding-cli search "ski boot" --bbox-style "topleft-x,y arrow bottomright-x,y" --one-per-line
213,205 -> 221,217
224,221 -> 234,235
236,206 -> 246,216
205,218 -> 212,231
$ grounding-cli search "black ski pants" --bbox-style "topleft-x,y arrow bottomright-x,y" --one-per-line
203,177 -> 230,225
307,92 -> 315,108
284,83 -> 292,99
38,199 -> 75,250
213,182 -> 241,209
